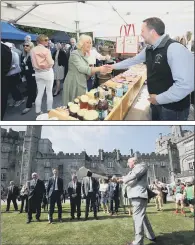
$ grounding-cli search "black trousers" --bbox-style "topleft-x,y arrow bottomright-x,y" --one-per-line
85,192 -> 97,218
28,197 -> 41,220
109,196 -> 119,214
1,75 -> 9,120
163,194 -> 167,204
70,197 -> 81,218
7,73 -> 23,101
6,196 -> 18,211
20,195 -> 28,212
25,75 -> 37,108
48,191 -> 62,221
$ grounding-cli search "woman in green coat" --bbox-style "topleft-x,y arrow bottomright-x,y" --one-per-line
62,34 -> 111,106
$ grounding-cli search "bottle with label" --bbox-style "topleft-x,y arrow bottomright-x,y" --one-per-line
97,95 -> 108,121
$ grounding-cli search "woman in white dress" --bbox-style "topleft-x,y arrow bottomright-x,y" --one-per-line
52,43 -> 68,96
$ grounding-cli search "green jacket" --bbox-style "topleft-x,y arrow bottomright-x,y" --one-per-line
62,50 -> 91,106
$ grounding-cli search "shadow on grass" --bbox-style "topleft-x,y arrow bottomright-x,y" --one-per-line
147,231 -> 195,245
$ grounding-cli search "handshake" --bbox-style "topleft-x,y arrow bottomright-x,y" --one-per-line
99,64 -> 114,75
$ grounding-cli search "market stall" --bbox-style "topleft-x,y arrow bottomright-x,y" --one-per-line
37,64 -> 146,121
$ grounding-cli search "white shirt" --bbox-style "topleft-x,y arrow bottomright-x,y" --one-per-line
99,183 -> 108,192
73,181 -> 77,190
88,48 -> 103,65
88,177 -> 93,192
54,177 -> 58,191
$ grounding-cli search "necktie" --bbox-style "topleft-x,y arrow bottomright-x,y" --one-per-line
53,177 -> 56,191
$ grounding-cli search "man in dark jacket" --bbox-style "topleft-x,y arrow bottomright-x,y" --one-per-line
66,38 -> 77,60
82,170 -> 99,220
68,174 -> 82,220
47,168 -> 63,224
1,42 -> 12,120
108,175 -> 119,215
6,181 -> 19,212
26,173 -> 45,224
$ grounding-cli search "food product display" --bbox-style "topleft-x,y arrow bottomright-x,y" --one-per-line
48,64 -> 146,120
80,95 -> 89,109
69,104 -> 80,118
83,110 -> 99,121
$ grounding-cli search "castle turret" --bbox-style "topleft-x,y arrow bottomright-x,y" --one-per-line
20,126 -> 42,184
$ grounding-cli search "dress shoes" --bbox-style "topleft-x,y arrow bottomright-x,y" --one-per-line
48,221 -> 53,224
26,220 -> 31,224
94,216 -> 98,220
58,219 -> 63,223
36,218 -> 41,222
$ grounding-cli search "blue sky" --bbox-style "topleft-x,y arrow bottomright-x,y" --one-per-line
2,126 -> 194,155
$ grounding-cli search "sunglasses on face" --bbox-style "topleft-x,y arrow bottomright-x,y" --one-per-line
23,45 -> 29,47
44,39 -> 49,41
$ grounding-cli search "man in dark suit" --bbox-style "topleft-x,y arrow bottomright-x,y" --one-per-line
1,42 -> 12,120
26,173 -> 45,224
47,168 -> 63,224
6,181 -> 19,212
82,170 -> 99,220
66,38 -> 77,60
108,175 -> 119,215
68,174 -> 82,220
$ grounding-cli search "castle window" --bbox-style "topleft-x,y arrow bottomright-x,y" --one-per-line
17,172 -> 19,176
108,162 -> 113,168
148,177 -> 150,185
1,173 -> 7,181
189,162 -> 194,170
161,177 -> 166,183
91,162 -> 96,168
160,162 -> 166,168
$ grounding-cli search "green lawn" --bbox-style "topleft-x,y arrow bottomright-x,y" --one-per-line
1,200 -> 194,245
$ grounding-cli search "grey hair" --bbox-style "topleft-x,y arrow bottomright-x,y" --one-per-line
70,38 -> 76,43
32,172 -> 37,177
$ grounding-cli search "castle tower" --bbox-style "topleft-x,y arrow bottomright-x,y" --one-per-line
20,126 -> 42,184
171,126 -> 183,138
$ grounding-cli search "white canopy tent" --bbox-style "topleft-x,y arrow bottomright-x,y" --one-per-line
1,1 -> 194,39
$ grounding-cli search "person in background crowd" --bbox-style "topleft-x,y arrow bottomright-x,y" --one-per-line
119,183 -> 133,216
87,44 -> 111,91
27,173 -> 45,224
174,179 -> 185,215
67,38 -> 77,59
161,184 -> 168,204
62,35 -> 113,106
68,174 -> 82,220
105,17 -> 194,121
47,168 -> 63,224
152,180 -> 163,211
184,177 -> 195,217
6,43 -> 23,65
64,44 -> 71,54
52,43 -> 68,96
180,36 -> 187,47
48,40 -> 56,55
24,35 -> 32,42
19,183 -> 28,213
31,34 -> 54,116
82,170 -> 99,220
6,181 -> 19,212
5,42 -> 25,108
1,42 -> 12,120
42,182 -> 48,211
61,189 -> 67,203
108,175 -> 119,216
21,41 -> 37,115
99,178 -> 109,214
118,157 -> 156,245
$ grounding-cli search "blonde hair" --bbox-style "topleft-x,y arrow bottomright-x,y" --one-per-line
24,41 -> 34,49
77,34 -> 92,50
180,36 -> 187,46
36,34 -> 48,43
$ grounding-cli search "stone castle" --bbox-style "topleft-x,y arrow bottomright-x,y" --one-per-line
1,126 -> 194,189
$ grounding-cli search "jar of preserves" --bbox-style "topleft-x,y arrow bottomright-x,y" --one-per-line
97,97 -> 108,121
74,98 -> 80,104
77,109 -> 87,120
67,102 -> 74,109
88,99 -> 98,110
84,110 -> 99,121
80,95 -> 89,109
69,104 -> 79,118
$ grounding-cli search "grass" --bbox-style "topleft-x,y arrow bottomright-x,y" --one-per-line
1,200 -> 194,245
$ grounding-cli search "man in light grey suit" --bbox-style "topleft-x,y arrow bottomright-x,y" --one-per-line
118,157 -> 156,245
